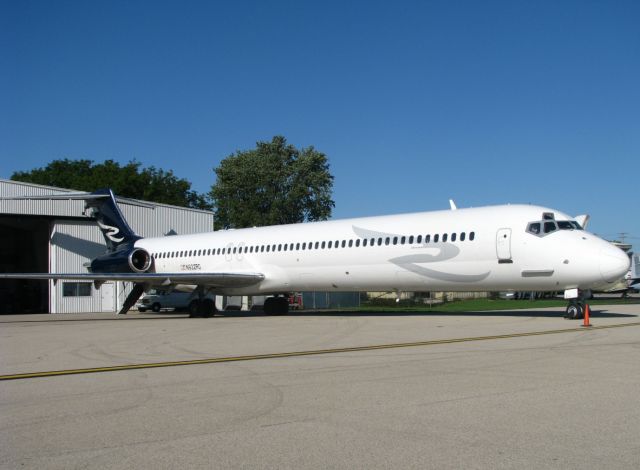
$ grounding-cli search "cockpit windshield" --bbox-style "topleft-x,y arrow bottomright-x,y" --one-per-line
526,217 -> 583,237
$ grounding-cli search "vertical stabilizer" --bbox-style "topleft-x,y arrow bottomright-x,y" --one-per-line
85,189 -> 142,252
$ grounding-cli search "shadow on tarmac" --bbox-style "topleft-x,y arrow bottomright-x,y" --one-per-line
1,308 -> 636,324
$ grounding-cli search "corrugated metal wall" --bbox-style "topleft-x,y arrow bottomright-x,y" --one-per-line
1,179 -> 214,313
50,220 -> 107,313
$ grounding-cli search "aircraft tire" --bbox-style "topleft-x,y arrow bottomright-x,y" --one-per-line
201,298 -> 216,318
264,297 -> 289,315
188,300 -> 201,318
565,303 -> 583,320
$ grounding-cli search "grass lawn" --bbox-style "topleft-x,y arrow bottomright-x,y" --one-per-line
352,297 -> 640,313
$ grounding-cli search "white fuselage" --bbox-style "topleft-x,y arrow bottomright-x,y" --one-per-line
136,204 -> 630,296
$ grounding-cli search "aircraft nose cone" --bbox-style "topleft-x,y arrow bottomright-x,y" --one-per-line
599,246 -> 630,283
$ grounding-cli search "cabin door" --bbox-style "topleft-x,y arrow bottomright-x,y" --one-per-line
496,228 -> 512,261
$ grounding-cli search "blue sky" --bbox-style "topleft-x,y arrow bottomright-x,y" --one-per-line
1,0 -> 638,247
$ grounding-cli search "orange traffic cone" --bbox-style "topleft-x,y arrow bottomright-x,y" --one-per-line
582,304 -> 592,327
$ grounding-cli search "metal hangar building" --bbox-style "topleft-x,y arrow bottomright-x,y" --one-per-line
0,179 -> 214,314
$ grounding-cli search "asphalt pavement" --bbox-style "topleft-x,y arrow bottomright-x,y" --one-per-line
1,305 -> 639,469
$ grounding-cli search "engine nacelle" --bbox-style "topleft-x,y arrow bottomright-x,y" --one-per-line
90,246 -> 152,274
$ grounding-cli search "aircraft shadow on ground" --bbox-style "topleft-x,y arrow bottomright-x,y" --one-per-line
1,309 -> 636,323
219,309 -> 637,319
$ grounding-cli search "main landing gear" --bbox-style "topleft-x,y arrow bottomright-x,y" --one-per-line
188,287 -> 217,318
264,296 -> 289,315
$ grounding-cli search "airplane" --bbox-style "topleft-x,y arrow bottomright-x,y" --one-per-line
0,189 -> 631,319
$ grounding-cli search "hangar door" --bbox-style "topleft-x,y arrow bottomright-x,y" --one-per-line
50,220 -> 115,313
0,216 -> 49,313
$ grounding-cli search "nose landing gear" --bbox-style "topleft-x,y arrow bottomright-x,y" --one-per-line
564,289 -> 591,320
565,302 -> 583,320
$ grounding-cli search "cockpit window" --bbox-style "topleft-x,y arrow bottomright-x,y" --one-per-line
527,222 -> 541,235
527,218 -> 583,237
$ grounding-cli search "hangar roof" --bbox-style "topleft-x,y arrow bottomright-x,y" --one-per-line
0,179 -> 214,237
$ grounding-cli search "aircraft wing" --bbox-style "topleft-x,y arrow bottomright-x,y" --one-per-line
0,272 -> 265,288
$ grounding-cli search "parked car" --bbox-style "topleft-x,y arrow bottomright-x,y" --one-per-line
136,290 -> 195,312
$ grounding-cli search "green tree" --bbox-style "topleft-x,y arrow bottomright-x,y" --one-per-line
11,159 -> 211,210
210,136 -> 334,229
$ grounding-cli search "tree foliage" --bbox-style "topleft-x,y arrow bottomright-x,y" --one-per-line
11,159 -> 211,210
210,136 -> 334,229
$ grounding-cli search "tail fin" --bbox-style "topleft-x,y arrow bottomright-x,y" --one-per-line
85,189 -> 142,251
1,188 -> 143,252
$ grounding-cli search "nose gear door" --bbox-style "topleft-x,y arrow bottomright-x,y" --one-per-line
496,228 -> 512,262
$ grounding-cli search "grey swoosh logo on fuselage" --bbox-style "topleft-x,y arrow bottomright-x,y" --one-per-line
353,225 -> 491,283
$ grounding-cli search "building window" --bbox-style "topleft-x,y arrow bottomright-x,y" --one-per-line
63,282 -> 92,297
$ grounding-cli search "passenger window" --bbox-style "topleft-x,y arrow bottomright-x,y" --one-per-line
321,241 -> 326,249
443,234 -> 448,242
393,237 -> 398,245
408,236 -> 414,244
460,232 -> 466,241
385,237 -> 390,245
328,241 -> 333,249
417,235 -> 422,243
470,232 -> 475,241
363,239 -> 368,247
356,239 -> 360,247
349,240 -> 353,247
378,238 -> 383,246
451,233 -> 457,242
434,234 -> 439,243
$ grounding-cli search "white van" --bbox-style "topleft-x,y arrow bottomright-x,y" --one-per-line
136,290 -> 194,312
